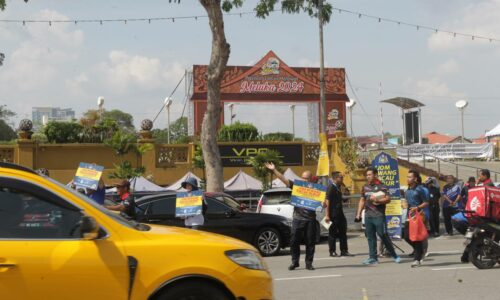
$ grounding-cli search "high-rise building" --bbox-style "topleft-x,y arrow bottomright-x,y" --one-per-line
32,107 -> 76,127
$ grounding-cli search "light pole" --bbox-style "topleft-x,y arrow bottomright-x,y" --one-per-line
289,105 -> 296,141
228,103 -> 235,125
455,100 -> 468,143
346,98 -> 356,137
97,96 -> 104,122
164,97 -> 173,144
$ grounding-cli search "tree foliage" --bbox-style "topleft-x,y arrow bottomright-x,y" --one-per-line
262,132 -> 294,142
0,105 -> 15,121
43,121 -> 83,143
218,122 -> 259,142
0,120 -> 16,141
152,117 -> 189,144
246,150 -> 283,191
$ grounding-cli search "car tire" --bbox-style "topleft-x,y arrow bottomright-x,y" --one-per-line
255,227 -> 282,257
154,279 -> 232,300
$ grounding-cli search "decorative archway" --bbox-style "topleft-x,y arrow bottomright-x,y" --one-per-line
188,51 -> 348,141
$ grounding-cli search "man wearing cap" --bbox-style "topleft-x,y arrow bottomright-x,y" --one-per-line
105,180 -> 136,219
181,177 -> 207,229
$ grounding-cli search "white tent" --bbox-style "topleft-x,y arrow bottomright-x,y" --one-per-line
164,172 -> 202,191
224,170 -> 262,191
485,123 -> 500,138
272,168 -> 302,187
106,176 -> 168,194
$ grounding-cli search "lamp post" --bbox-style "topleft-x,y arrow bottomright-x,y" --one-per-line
164,97 -> 173,144
228,103 -> 235,125
97,96 -> 104,122
289,105 -> 296,141
346,98 -> 356,137
455,100 -> 468,143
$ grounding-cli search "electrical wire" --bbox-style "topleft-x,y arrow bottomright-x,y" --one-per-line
151,73 -> 185,124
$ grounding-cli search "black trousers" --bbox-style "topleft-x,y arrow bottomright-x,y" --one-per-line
328,214 -> 348,254
443,206 -> 457,234
404,221 -> 424,261
429,204 -> 440,235
290,219 -> 316,265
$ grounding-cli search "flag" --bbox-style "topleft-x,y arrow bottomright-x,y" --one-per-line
316,132 -> 330,176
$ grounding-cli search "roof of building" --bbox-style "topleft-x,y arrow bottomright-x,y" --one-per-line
423,131 -> 471,144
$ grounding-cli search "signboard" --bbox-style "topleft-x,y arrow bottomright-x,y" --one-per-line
316,133 -> 330,176
239,57 -> 305,94
371,152 -> 402,239
219,144 -> 302,167
74,163 -> 104,190
291,180 -> 327,211
176,190 -> 204,218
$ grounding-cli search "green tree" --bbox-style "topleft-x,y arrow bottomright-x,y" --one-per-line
170,0 -> 332,192
0,120 -> 16,141
152,117 -> 189,144
218,122 -> 259,142
102,109 -> 134,130
262,132 -> 294,142
246,150 -> 283,191
0,105 -> 15,121
43,121 -> 83,143
105,131 -> 152,180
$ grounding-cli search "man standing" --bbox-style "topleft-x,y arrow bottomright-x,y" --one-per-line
477,169 -> 495,187
355,167 -> 401,265
325,172 -> 353,257
105,180 -> 136,219
404,170 -> 429,268
461,177 -> 476,207
265,162 -> 317,271
425,177 -> 441,237
442,175 -> 462,236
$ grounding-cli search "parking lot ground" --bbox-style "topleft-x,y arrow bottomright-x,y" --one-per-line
265,233 -> 499,300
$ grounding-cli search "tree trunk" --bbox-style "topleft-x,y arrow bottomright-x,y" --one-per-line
199,0 -> 230,192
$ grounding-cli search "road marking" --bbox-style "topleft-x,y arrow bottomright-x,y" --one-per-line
431,266 -> 475,271
427,250 -> 463,255
315,257 -> 347,261
274,274 -> 342,281
362,288 -> 369,300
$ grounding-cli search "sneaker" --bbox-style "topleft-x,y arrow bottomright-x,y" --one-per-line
394,256 -> 401,264
362,258 -> 379,265
306,264 -> 315,271
411,260 -> 421,268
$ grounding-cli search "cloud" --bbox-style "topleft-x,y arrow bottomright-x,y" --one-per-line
427,0 -> 500,51
436,59 -> 459,75
99,51 -> 186,91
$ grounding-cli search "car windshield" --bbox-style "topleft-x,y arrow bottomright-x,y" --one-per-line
47,177 -> 150,231
262,192 -> 291,205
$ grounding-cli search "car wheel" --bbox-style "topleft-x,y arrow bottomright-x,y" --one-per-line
255,227 -> 282,256
154,279 -> 232,300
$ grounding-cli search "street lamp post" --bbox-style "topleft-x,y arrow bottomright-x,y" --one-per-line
228,103 -> 235,125
455,100 -> 468,143
97,96 -> 104,122
164,97 -> 173,144
289,105 -> 296,141
346,98 -> 356,137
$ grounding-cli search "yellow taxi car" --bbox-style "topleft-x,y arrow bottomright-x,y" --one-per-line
0,163 -> 273,300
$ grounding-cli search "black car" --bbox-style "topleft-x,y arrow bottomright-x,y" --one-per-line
135,191 -> 291,256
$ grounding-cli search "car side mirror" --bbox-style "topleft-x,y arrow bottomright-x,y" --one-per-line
81,216 -> 100,240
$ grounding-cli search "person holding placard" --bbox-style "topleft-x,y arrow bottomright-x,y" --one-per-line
265,162 -> 318,271
179,177 -> 207,229
105,180 -> 136,219
355,167 -> 401,265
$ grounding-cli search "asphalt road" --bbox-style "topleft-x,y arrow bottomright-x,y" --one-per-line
265,234 -> 500,300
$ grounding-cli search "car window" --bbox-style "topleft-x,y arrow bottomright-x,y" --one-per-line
0,186 -> 83,239
262,192 -> 291,205
215,195 -> 241,210
206,198 -> 229,214
149,197 -> 175,215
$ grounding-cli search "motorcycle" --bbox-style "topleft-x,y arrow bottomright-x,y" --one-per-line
463,212 -> 500,269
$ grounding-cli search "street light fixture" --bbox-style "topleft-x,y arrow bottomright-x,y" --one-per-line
97,96 -> 104,122
455,100 -> 468,143
346,98 -> 356,137
289,105 -> 296,141
164,97 -> 173,144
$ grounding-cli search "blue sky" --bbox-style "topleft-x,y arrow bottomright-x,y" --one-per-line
1,0 -> 499,140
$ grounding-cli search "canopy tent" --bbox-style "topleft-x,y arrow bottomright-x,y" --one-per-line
164,172 -> 202,191
106,176 -> 168,194
485,123 -> 500,138
223,170 -> 262,191
272,168 -> 302,188
380,97 -> 425,109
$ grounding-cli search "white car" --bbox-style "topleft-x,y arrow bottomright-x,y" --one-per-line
257,188 -> 328,238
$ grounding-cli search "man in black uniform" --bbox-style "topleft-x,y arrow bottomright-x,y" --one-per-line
265,162 -> 317,271
325,172 -> 354,257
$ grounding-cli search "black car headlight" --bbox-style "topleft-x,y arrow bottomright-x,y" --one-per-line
225,250 -> 267,270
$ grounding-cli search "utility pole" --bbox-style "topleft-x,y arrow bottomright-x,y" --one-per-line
318,0 -> 326,134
